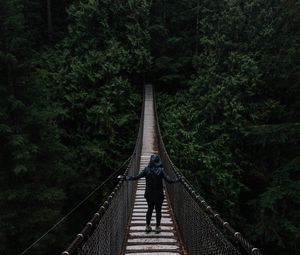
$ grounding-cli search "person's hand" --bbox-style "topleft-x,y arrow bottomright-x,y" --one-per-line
117,175 -> 125,180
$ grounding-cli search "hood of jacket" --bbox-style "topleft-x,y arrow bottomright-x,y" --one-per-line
149,155 -> 162,166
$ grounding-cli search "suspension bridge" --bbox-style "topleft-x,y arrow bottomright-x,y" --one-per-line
61,84 -> 262,255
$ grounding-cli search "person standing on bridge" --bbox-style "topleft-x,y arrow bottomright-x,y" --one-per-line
118,155 -> 181,233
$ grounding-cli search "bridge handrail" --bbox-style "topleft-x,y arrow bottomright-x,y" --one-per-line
61,88 -> 145,255
153,86 -> 262,255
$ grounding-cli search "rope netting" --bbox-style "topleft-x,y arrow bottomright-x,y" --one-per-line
153,87 -> 262,255
78,179 -> 133,255
62,85 -> 262,255
61,91 -> 144,255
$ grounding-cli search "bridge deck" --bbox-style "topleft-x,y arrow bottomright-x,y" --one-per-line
123,85 -> 183,255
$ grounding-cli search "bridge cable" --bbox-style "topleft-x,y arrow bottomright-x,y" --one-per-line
19,156 -> 131,255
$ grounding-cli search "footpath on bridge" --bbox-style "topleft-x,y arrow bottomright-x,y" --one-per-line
122,84 -> 184,255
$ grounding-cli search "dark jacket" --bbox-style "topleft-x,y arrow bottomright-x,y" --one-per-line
126,165 -> 179,203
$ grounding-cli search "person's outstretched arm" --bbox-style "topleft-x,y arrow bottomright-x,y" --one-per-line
162,169 -> 181,184
121,168 -> 147,181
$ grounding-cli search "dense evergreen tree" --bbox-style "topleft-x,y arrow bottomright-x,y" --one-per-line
1,0 -> 299,254
155,0 -> 300,254
0,0 -> 69,253
1,0 -> 151,254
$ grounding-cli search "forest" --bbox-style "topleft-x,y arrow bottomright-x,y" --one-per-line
0,0 -> 299,254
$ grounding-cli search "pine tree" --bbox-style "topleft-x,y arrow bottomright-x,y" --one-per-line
155,0 -> 300,254
0,0 -> 68,253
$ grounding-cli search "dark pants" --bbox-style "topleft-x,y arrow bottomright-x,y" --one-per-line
146,200 -> 162,226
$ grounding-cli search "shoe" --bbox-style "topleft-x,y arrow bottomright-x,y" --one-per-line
155,226 -> 161,233
145,225 -> 152,233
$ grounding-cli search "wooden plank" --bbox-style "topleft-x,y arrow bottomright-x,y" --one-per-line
129,232 -> 175,238
126,244 -> 180,251
128,238 -> 177,243
129,226 -> 174,231
125,253 -> 180,255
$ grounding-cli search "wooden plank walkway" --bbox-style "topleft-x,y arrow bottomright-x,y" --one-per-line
123,84 -> 183,255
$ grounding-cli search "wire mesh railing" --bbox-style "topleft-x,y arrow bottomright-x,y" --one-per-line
153,86 -> 262,255
61,89 -> 145,255
61,84 -> 262,255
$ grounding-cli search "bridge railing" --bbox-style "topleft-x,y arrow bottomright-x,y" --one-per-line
153,86 -> 262,255
61,89 -> 145,255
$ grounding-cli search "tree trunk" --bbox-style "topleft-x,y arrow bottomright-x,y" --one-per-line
47,0 -> 53,40
196,1 -> 199,56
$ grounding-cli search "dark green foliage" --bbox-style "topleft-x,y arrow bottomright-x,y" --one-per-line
0,0 -> 68,253
248,157 -> 300,249
1,0 -> 299,254
155,0 -> 300,254
0,0 -> 151,254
